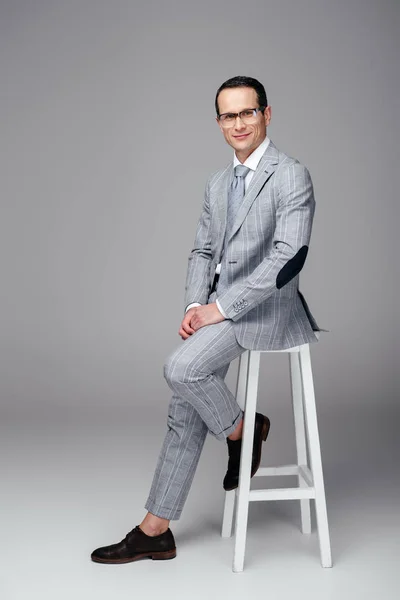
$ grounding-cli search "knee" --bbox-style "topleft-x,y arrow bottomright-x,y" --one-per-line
163,356 -> 176,384
163,352 -> 203,386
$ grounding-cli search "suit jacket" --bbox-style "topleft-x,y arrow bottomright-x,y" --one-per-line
184,138 -> 327,351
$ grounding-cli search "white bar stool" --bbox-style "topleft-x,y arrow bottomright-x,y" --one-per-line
221,334 -> 332,572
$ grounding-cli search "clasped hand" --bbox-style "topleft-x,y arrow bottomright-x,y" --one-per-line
179,302 -> 225,340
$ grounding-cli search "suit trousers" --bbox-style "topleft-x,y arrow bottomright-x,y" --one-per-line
144,317 -> 247,521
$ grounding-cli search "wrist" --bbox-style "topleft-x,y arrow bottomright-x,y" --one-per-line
216,298 -> 228,319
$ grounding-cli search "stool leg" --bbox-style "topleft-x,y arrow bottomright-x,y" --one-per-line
236,350 -> 250,412
289,351 -> 312,534
221,490 -> 235,538
299,344 -> 333,568
221,351 -> 248,538
233,351 -> 261,573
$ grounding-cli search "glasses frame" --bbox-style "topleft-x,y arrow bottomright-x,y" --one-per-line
217,106 -> 266,127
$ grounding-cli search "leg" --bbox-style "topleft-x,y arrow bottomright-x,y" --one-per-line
164,320 -> 246,441
145,319 -> 246,521
144,362 -> 230,523
141,394 -> 208,532
91,322 -> 245,564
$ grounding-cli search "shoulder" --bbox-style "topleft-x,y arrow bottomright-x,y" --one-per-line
205,161 -> 231,192
270,149 -> 314,205
275,148 -> 312,178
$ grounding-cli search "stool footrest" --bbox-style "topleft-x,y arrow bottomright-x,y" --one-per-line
254,464 -> 314,487
242,464 -> 316,501
247,487 -> 316,501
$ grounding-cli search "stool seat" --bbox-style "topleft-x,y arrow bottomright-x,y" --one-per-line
221,336 -> 332,572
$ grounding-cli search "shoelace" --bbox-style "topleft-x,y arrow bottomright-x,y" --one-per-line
123,526 -> 140,543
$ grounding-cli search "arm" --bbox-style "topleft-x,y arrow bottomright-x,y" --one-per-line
183,178 -> 213,311
216,161 -> 316,321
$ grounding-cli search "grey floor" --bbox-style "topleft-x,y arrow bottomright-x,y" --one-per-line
1,402 -> 398,600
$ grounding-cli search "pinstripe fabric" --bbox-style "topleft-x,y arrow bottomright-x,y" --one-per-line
145,320 -> 246,520
184,138 -> 328,350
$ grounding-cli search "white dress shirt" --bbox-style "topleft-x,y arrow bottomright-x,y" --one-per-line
186,135 -> 271,318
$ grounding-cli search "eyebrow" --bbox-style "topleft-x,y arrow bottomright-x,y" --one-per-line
220,107 -> 255,115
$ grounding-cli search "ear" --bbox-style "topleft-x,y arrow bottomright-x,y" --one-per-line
264,106 -> 272,127
216,116 -> 223,133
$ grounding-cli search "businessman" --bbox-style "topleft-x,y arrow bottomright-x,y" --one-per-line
91,75 -> 322,564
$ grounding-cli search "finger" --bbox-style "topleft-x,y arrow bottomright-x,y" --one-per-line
179,326 -> 192,339
181,318 -> 195,334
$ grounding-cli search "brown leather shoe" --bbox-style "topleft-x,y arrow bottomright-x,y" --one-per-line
223,412 -> 271,491
91,525 -> 176,563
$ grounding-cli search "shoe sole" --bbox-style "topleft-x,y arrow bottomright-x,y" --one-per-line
224,415 -> 271,492
91,548 -> 177,563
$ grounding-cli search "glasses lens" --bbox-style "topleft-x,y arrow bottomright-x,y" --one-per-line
240,109 -> 257,123
220,114 -> 235,127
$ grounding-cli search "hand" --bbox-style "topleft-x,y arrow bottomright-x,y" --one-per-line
179,303 -> 225,340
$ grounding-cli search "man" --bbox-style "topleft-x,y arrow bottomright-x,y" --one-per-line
91,75 -> 323,564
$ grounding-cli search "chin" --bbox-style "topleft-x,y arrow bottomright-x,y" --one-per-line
231,138 -> 249,147
234,141 -> 252,152
232,135 -> 253,147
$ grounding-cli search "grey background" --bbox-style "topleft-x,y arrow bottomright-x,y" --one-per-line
0,1 -> 398,599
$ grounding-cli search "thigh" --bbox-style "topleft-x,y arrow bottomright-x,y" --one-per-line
164,320 -> 245,382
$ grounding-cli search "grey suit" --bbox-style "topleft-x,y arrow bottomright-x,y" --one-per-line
144,139 -> 325,521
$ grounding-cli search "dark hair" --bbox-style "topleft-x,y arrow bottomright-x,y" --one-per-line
215,75 -> 268,116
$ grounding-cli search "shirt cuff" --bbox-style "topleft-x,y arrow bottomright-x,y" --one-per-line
216,298 -> 229,319
185,302 -> 201,313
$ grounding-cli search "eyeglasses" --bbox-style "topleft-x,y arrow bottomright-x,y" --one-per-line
217,107 -> 265,128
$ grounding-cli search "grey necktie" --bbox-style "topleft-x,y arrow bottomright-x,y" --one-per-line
225,164 -> 251,242
217,164 -> 250,292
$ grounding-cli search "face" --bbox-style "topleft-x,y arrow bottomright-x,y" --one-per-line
216,87 -> 271,162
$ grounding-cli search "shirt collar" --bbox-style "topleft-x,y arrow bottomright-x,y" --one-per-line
233,135 -> 270,171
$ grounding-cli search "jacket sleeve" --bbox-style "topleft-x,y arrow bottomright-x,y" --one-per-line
183,177 -> 213,312
216,161 -> 316,321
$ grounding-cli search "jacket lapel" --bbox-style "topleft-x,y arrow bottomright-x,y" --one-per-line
227,139 -> 279,244
214,139 -> 279,251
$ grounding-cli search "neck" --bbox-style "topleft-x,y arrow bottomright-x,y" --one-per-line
236,150 -> 252,163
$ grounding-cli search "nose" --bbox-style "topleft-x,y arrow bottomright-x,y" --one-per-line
233,115 -> 246,131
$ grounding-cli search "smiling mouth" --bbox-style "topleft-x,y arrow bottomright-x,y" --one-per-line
233,133 -> 250,139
